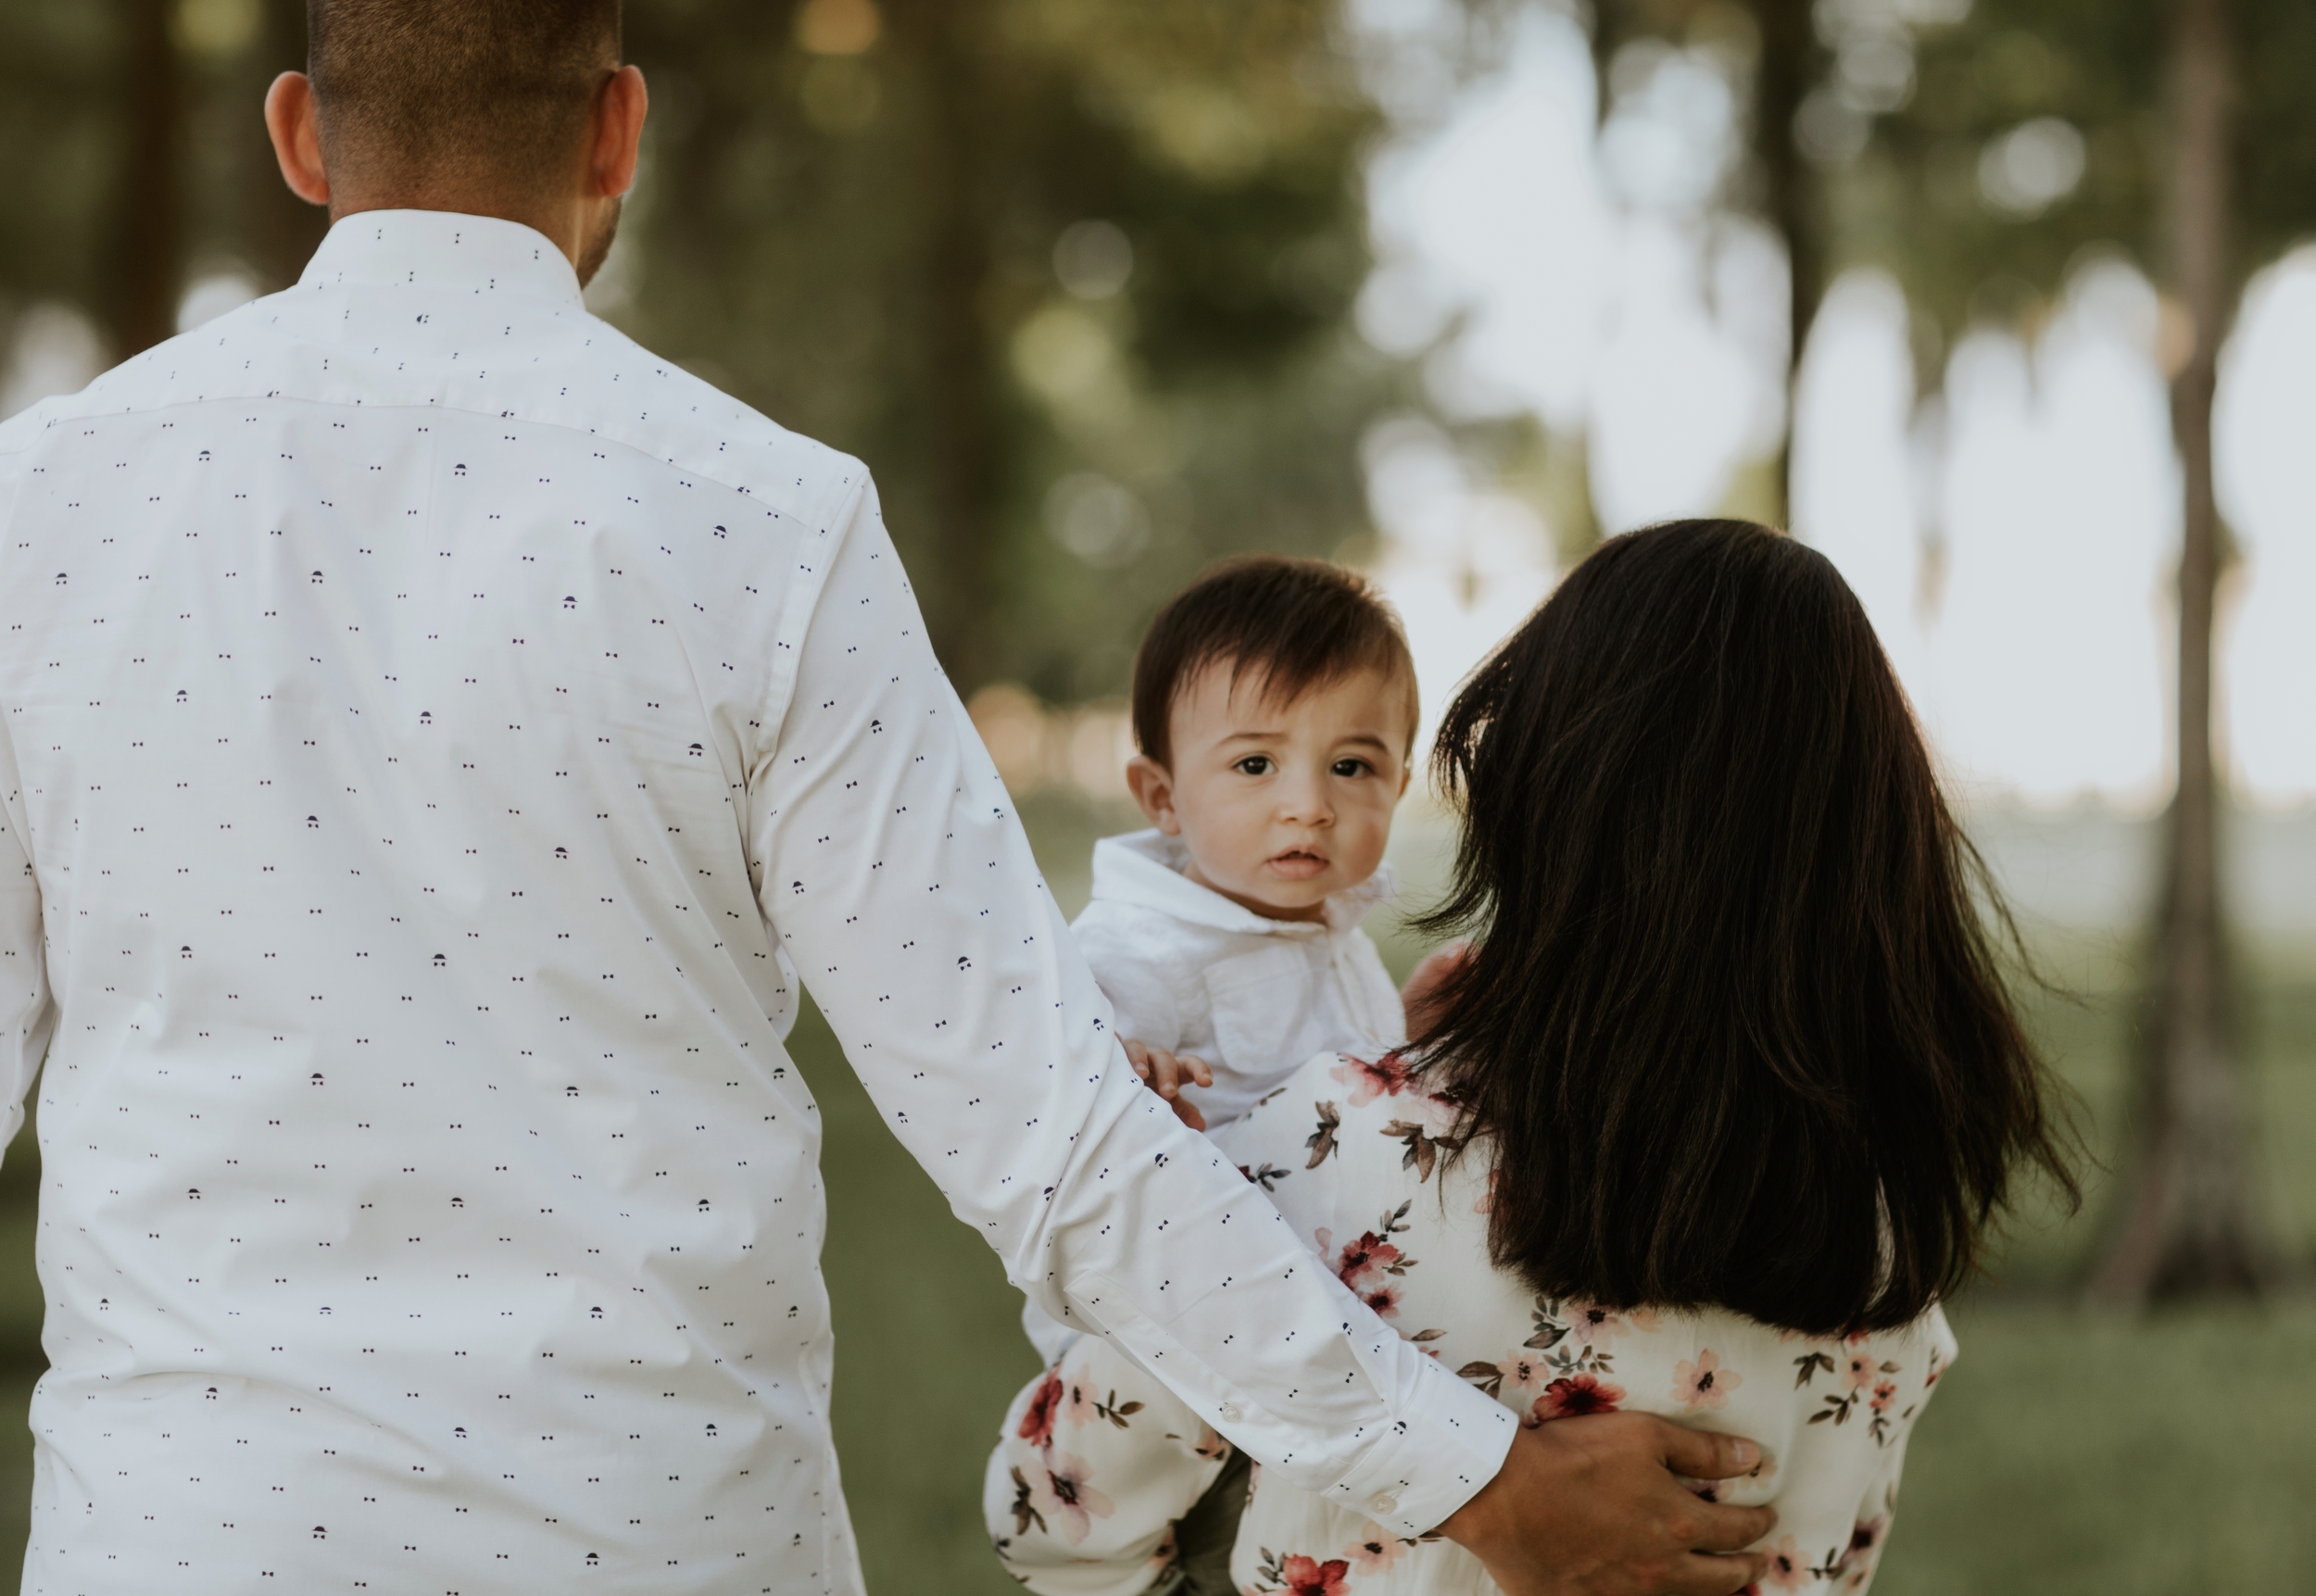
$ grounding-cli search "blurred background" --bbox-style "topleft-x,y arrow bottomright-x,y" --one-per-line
3,0 -> 2315,1588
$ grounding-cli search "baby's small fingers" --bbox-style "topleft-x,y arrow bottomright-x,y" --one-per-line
1179,1053 -> 1214,1088
1121,1039 -> 1153,1081
1169,1095 -> 1207,1132
1140,1047 -> 1185,1093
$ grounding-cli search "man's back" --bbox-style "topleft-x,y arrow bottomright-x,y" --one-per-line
0,211 -> 866,1590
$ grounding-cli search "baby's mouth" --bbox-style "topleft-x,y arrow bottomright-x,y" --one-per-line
1265,848 -> 1330,882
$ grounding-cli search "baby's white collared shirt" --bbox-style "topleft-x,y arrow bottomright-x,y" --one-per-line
1072,828 -> 1408,1127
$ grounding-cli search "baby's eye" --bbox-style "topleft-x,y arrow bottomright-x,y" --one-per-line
1234,755 -> 1275,777
1331,758 -> 1373,778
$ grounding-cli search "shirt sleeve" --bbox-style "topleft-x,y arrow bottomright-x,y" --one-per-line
746,477 -> 1513,1537
0,674 -> 54,1164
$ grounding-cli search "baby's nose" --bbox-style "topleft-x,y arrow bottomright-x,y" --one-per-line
1275,784 -> 1334,823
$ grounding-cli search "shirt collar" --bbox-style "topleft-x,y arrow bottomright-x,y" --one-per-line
298,208 -> 585,308
1088,829 -> 1397,936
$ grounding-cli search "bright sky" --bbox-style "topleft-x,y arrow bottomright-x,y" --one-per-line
5,4 -> 2312,814
1351,0 -> 2316,811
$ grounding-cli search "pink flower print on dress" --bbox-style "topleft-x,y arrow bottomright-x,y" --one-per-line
1278,1552 -> 1354,1596
1016,1368 -> 1064,1450
1328,1052 -> 1416,1106
1567,1303 -> 1661,1345
1027,1452 -> 1114,1545
1869,1379 -> 1898,1414
1759,1534 -> 1810,1592
1328,1229 -> 1403,1292
1533,1373 -> 1626,1423
1672,1349 -> 1741,1412
1835,1514 -> 1890,1588
1328,1221 -> 1413,1319
1061,1376 -> 1099,1430
1496,1351 -> 1553,1400
1845,1351 -> 1878,1391
1343,1522 -> 1406,1576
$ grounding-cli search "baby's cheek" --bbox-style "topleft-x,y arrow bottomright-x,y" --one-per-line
1179,793 -> 1271,887
1343,801 -> 1398,873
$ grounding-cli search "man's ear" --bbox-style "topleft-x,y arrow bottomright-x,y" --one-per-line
265,72 -> 331,207
588,65 -> 649,199
1125,755 -> 1180,836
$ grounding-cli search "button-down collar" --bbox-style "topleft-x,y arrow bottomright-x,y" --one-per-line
297,207 -> 585,308
1089,827 -> 1397,936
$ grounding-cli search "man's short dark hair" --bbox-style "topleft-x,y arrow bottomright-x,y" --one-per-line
1129,555 -> 1419,771
308,0 -> 622,195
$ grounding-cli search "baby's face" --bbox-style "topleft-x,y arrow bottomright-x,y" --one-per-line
1127,662 -> 1413,924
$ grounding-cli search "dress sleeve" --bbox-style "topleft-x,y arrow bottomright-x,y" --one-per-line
1837,1310 -> 1955,1592
747,482 -> 1513,1537
984,1332 -> 1229,1596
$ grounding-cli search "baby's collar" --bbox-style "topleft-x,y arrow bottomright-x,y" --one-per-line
1088,829 -> 1397,935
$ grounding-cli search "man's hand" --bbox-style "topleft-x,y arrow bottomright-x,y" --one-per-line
1435,1414 -> 1775,1596
1121,1038 -> 1213,1132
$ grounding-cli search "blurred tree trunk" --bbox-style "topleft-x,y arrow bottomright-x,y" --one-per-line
1747,0 -> 1820,527
110,0 -> 186,356
2090,0 -> 2271,1304
885,0 -> 1003,693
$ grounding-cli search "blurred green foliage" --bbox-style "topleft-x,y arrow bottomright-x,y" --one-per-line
0,0 -> 1409,704
619,0 -> 1410,698
1844,0 -> 2316,347
6,0 -> 2316,1589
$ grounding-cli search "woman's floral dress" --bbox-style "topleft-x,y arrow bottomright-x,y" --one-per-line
983,1050 -> 1957,1596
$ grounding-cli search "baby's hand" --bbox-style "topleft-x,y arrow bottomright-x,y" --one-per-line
1402,940 -> 1474,1040
1122,1038 -> 1213,1133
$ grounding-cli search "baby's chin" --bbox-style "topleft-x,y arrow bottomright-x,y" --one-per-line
1240,865 -> 1339,913
1186,853 -> 1342,920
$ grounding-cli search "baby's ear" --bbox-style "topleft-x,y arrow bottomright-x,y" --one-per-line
1125,755 -> 1179,834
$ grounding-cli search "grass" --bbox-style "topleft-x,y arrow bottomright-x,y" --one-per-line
0,796 -> 2310,1591
1877,1299 -> 2316,1595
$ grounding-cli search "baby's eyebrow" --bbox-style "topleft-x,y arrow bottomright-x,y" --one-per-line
1334,733 -> 1394,752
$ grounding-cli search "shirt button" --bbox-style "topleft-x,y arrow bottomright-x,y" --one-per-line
1369,1492 -> 1399,1516
1218,1402 -> 1242,1423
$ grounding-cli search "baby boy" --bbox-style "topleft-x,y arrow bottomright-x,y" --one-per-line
1026,555 -> 1455,1364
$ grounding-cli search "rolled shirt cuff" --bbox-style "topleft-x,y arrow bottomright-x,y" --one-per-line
1318,1355 -> 1517,1538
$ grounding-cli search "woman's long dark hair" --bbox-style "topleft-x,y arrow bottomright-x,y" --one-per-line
1414,519 -> 2077,1336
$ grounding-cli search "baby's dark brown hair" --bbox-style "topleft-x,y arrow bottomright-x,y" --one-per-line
1129,556 -> 1418,770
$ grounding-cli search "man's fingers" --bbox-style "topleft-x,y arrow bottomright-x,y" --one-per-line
1668,1552 -> 1772,1596
1655,1421 -> 1763,1481
1683,1500 -> 1777,1554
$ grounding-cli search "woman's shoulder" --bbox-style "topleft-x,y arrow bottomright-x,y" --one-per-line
1218,1049 -> 1459,1149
